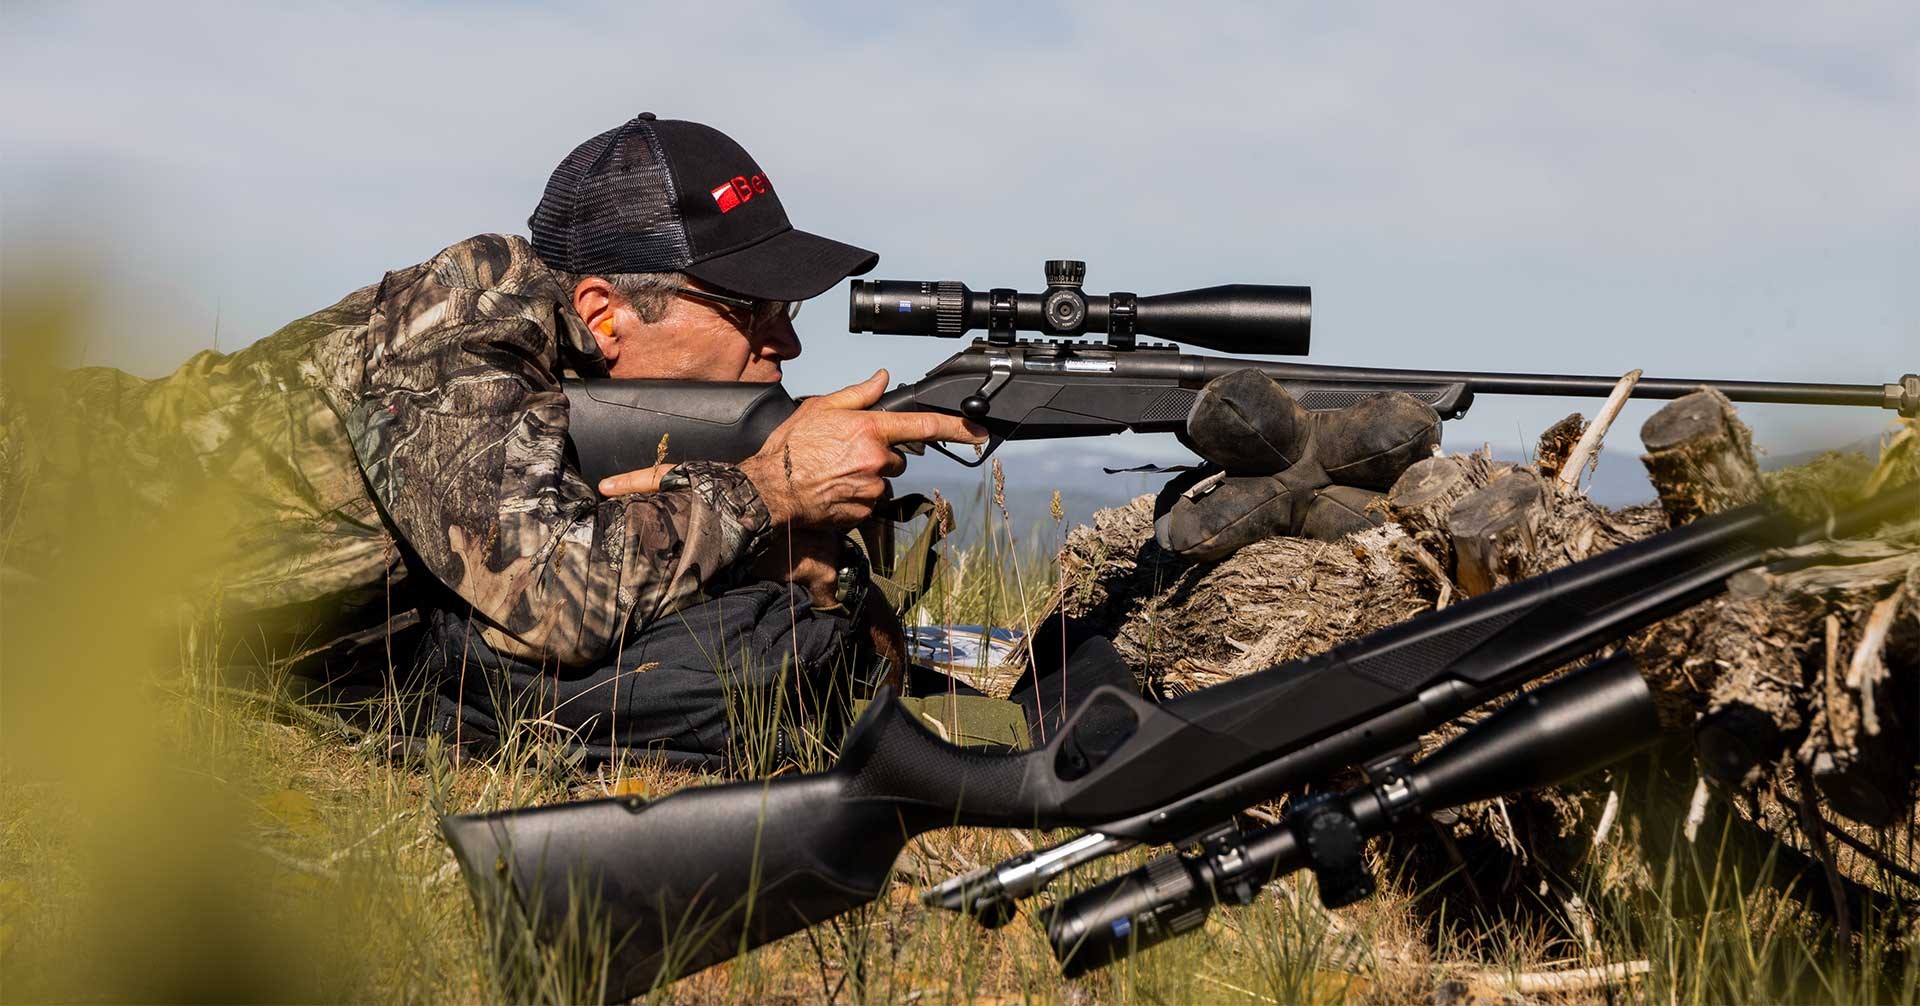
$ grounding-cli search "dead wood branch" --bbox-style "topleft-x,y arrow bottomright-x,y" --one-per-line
1558,369 -> 1640,495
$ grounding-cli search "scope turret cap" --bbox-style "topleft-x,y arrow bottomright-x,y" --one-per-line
529,113 -> 877,301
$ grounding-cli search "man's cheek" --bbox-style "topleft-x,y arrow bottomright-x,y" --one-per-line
727,347 -> 758,379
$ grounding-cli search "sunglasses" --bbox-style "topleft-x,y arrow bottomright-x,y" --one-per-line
669,285 -> 802,328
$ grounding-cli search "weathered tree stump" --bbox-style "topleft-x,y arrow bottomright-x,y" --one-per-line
1448,467 -> 1548,597
1386,454 -> 1500,572
1533,413 -> 1586,485
1639,388 -> 1763,525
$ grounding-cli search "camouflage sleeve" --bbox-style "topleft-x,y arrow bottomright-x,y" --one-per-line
353,279 -> 771,667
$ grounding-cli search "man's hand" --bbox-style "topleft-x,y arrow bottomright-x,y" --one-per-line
751,527 -> 844,609
737,370 -> 985,529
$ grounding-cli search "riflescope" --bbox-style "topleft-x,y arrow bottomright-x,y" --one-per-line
1042,655 -> 1661,977
848,260 -> 1311,355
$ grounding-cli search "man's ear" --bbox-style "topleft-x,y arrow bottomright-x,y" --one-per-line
571,277 -> 622,363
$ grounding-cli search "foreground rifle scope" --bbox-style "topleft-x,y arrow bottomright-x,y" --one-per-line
1043,655 -> 1661,977
849,260 -> 1311,355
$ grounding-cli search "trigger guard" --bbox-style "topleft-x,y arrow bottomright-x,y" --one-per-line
930,434 -> 1005,468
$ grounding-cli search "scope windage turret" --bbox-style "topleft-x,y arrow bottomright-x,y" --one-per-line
848,260 -> 1310,355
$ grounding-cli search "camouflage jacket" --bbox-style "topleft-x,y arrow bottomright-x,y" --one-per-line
2,234 -> 771,672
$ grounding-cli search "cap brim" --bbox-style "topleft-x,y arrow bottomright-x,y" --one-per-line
683,227 -> 877,302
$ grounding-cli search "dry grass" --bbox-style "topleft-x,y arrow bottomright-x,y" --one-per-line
4,523 -> 1915,1004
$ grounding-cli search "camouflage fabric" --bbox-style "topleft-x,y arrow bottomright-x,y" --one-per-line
0,234 -> 772,674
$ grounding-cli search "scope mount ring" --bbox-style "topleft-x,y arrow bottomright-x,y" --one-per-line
987,288 -> 1018,346
1106,292 -> 1137,350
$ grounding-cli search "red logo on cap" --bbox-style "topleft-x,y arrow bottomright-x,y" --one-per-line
710,173 -> 771,214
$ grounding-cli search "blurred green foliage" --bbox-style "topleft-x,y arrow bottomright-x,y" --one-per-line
1,292 -> 374,1000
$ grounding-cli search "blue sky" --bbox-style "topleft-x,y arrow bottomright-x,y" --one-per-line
3,1 -> 1915,471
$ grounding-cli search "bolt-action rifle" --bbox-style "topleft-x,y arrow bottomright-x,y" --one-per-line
563,261 -> 1918,483
439,485 -> 1914,998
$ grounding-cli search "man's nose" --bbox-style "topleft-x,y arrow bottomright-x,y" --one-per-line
760,315 -> 802,361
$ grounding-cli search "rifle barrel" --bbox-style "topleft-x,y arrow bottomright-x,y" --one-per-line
1240,361 -> 1903,410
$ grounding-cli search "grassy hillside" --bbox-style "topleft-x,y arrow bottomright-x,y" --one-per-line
4,513 -> 1914,1004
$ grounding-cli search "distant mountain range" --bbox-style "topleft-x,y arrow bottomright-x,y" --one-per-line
894,443 -> 1166,549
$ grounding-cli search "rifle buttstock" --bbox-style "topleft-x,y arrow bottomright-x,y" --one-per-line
440,691 -> 1042,998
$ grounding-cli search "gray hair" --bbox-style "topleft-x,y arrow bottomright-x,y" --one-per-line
550,269 -> 688,324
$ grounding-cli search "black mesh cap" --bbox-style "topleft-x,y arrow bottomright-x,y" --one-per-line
528,113 -> 876,301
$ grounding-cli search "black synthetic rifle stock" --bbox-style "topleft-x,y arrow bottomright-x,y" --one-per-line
439,487 -> 1914,998
563,263 -> 1916,482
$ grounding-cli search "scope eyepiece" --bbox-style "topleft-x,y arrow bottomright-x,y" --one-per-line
848,260 -> 1310,356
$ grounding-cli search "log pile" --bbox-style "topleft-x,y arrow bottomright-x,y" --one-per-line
1048,499 -> 1428,695
1041,390 -> 1919,909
